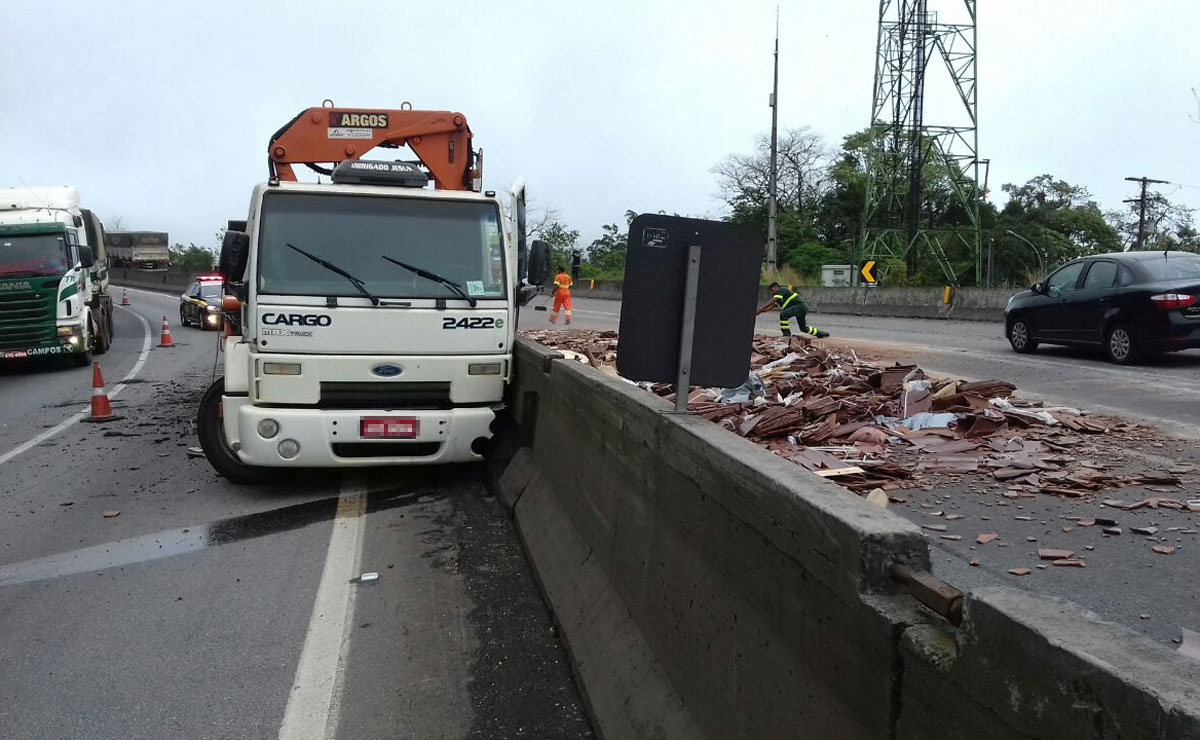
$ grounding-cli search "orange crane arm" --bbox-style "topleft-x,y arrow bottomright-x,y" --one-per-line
267,106 -> 479,191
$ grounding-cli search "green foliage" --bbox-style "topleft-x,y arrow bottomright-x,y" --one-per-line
538,220 -> 581,271
785,242 -> 842,279
586,221 -> 628,279
170,243 -> 215,273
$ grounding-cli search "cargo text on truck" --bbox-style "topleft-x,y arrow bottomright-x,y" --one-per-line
0,186 -> 115,366
196,104 -> 550,483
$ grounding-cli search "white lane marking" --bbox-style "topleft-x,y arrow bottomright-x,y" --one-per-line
0,303 -> 152,468
278,479 -> 367,740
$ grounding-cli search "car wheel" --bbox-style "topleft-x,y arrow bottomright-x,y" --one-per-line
1008,316 -> 1037,354
197,378 -> 276,485
180,306 -> 190,327
1105,323 -> 1138,365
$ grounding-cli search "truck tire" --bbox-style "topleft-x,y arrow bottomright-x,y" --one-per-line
94,312 -> 111,355
197,378 -> 275,485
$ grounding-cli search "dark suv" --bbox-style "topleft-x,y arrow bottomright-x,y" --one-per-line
1005,251 -> 1200,364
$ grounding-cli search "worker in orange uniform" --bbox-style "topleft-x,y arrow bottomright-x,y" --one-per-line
549,264 -> 573,325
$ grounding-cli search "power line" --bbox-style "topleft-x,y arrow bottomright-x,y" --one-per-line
1124,176 -> 1170,250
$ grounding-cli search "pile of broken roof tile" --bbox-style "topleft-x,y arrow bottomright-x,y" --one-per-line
522,330 -> 1192,507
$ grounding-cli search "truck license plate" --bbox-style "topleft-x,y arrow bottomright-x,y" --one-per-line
359,417 -> 419,439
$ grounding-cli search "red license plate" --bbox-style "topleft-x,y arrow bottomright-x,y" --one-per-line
359,417 -> 419,439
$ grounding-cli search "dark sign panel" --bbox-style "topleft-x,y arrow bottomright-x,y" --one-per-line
617,215 -> 760,388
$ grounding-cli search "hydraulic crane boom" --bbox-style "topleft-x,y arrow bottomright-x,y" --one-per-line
267,104 -> 480,191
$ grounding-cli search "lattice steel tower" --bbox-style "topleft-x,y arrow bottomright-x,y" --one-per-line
859,0 -> 981,284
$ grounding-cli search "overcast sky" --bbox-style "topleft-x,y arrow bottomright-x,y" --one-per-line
2,0 -> 1198,249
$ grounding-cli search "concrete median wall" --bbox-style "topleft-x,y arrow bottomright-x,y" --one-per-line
573,281 -> 1012,322
498,338 -> 1200,739
110,268 -> 193,294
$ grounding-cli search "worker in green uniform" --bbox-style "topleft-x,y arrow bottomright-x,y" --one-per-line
757,282 -> 829,338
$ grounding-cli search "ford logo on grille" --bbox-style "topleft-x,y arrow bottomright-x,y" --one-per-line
371,364 -> 403,378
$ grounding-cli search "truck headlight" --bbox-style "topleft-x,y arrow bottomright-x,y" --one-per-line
277,439 -> 301,459
57,326 -> 80,337
263,362 -> 302,375
468,362 -> 503,375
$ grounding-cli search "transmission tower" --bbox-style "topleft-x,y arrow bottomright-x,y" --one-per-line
858,0 -> 982,285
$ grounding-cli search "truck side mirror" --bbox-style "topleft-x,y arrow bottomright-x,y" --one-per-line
219,231 -> 250,281
78,245 -> 95,268
528,240 -> 551,285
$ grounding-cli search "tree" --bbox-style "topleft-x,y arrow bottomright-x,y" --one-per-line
170,243 -> 216,272
1106,191 -> 1198,252
538,220 -> 581,270
586,222 -> 628,277
106,215 -> 127,231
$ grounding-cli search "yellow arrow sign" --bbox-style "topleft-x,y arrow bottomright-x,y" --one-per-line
861,260 -> 877,284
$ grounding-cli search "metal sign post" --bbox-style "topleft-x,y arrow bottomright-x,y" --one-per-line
674,244 -> 701,413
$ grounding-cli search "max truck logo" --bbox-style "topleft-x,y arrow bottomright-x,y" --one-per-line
328,112 -> 390,128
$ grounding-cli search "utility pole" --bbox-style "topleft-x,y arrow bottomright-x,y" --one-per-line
1124,176 -> 1169,250
766,8 -> 780,272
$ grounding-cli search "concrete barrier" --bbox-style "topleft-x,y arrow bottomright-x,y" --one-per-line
498,338 -> 1200,739
110,268 -> 193,294
573,282 -> 1013,322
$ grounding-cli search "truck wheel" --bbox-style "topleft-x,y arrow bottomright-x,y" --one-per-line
197,378 -> 275,485
94,315 -> 111,355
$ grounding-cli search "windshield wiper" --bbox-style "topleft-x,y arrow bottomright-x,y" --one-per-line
286,243 -> 380,306
380,255 -> 477,308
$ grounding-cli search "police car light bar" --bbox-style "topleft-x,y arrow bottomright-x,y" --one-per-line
331,160 -> 429,188
196,273 -> 224,282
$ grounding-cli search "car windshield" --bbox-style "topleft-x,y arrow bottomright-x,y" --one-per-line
257,192 -> 505,300
200,283 -> 222,298
1137,255 -> 1200,282
0,233 -> 70,277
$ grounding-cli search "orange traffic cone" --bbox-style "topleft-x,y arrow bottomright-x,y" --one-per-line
158,316 -> 175,348
83,363 -> 121,423
120,288 -> 130,306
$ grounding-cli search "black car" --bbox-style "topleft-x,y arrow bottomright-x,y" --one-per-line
1005,251 -> 1200,364
179,276 -> 225,330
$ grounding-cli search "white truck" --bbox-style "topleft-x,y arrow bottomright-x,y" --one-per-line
0,186 -> 114,366
106,231 -> 170,271
197,106 -> 547,483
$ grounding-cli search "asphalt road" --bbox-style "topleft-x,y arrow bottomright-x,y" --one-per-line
525,295 -> 1200,648
0,287 -> 592,740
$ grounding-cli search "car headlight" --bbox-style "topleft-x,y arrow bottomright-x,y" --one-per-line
207,305 -> 220,312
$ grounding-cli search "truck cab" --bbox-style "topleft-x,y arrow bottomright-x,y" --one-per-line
197,107 -> 546,482
0,186 -> 113,365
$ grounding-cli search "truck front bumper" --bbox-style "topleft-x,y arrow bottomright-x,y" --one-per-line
228,400 -> 498,467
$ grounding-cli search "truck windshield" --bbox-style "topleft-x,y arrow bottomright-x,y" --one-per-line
257,192 -> 506,300
0,234 -> 70,277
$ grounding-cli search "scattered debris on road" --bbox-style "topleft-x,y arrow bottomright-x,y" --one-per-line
525,330 -> 1198,513
356,572 -> 380,583
102,511 -> 120,519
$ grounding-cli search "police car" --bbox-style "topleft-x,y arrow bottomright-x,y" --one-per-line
179,274 -> 225,330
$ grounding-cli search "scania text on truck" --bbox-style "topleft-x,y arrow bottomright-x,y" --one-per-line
197,105 -> 549,483
0,186 -> 114,366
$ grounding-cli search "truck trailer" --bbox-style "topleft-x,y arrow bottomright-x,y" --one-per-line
106,230 -> 170,271
0,186 -> 115,365
197,105 -> 548,483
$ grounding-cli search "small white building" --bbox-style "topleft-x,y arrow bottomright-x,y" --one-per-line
821,264 -> 854,287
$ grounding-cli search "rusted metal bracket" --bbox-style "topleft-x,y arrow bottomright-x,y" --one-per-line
892,564 -> 963,626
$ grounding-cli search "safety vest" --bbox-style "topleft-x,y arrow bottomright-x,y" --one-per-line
774,286 -> 800,309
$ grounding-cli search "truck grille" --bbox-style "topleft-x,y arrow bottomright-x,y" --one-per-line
318,381 -> 452,410
0,279 -> 57,350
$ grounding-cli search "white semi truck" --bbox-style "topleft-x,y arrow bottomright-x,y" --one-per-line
0,186 -> 114,366
197,106 -> 547,483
